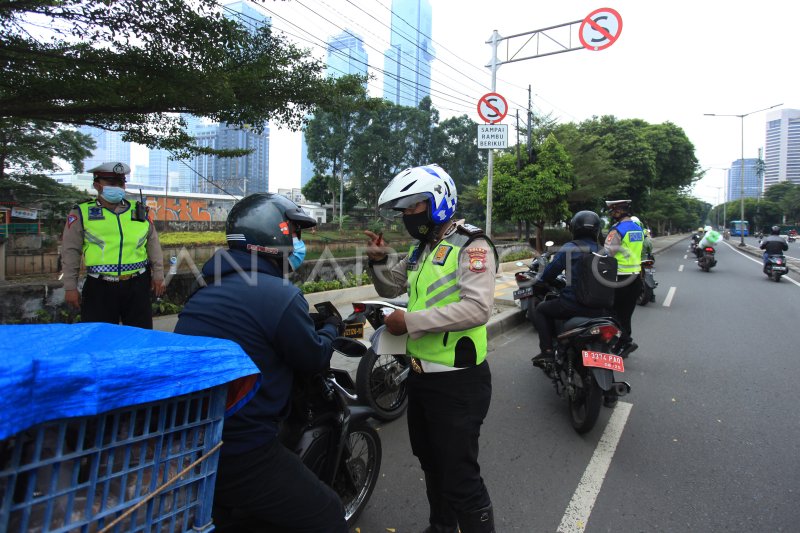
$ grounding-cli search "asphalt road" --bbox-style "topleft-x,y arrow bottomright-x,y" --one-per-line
350,239 -> 800,532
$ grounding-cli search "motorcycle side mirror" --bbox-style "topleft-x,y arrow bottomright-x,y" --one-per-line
332,337 -> 367,358
545,240 -> 555,248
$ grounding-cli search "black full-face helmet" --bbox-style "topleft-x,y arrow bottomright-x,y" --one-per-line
569,210 -> 602,240
226,193 -> 316,259
771,225 -> 781,235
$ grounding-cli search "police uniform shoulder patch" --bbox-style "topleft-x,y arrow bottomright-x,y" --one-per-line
466,247 -> 488,273
432,244 -> 453,265
66,214 -> 78,229
459,223 -> 484,236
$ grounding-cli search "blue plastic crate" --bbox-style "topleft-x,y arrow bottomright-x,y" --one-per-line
0,385 -> 227,533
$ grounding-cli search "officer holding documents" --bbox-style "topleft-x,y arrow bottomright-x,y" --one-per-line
365,164 -> 497,533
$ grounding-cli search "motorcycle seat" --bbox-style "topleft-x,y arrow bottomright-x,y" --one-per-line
560,316 -> 613,332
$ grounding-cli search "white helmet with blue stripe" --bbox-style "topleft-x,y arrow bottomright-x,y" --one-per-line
378,164 -> 458,224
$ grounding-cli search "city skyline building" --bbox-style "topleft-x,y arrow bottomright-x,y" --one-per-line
727,158 -> 760,201
78,126 -> 131,177
382,0 -> 433,107
763,108 -> 800,191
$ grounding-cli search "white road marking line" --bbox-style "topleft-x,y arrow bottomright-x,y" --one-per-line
557,401 -> 633,533
678,264 -> 684,272
683,254 -> 687,259
662,286 -> 677,307
722,241 -> 800,288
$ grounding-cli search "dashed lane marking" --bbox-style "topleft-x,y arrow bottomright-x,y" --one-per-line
662,286 -> 677,307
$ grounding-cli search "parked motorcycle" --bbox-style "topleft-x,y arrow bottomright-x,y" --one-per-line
637,257 -> 658,305
513,240 -> 555,326
214,303 -> 382,530
698,246 -> 717,272
531,281 -> 631,434
763,254 -> 788,282
343,299 -> 410,422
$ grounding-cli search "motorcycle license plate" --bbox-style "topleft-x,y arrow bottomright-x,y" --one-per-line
773,266 -> 787,272
513,287 -> 534,299
344,322 -> 365,338
582,350 -> 625,373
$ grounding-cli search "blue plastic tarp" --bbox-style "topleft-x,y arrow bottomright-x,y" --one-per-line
0,323 -> 261,441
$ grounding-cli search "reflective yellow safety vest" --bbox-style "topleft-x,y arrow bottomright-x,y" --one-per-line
78,200 -> 150,276
405,228 -> 494,367
612,220 -> 644,275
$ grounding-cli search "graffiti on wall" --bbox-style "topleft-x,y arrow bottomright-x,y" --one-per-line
144,196 -> 235,222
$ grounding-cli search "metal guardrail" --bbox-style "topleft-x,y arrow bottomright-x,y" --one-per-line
0,223 -> 39,235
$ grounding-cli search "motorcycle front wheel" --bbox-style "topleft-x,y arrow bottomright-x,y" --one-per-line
568,365 -> 603,434
336,421 -> 382,526
356,349 -> 409,421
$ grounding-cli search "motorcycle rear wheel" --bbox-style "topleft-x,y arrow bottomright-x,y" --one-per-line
568,367 -> 603,434
356,349 -> 409,421
773,272 -> 782,282
637,284 -> 652,306
337,421 -> 382,526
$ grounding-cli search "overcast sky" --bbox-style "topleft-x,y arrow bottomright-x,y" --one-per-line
194,1 -> 800,205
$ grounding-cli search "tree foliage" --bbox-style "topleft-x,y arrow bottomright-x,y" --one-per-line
0,0 -> 364,156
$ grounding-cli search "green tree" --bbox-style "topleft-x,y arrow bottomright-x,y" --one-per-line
431,115 -> 486,191
301,174 -> 336,205
406,97 -> 438,166
764,182 -> 800,223
1,1 -> 364,156
0,119 -> 95,231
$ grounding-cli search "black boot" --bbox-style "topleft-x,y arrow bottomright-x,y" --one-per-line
457,505 -> 495,533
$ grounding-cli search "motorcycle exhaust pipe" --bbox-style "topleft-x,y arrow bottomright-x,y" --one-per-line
613,381 -> 631,397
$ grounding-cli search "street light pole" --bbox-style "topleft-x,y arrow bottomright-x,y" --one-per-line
704,103 -> 782,247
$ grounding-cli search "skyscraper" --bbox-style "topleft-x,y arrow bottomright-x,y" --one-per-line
727,158 -> 760,201
216,125 -> 270,195
79,126 -> 131,173
763,108 -> 800,191
382,0 -> 433,107
300,29 -> 369,186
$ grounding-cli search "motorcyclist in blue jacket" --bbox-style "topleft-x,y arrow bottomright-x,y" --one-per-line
174,193 -> 347,533
531,210 -> 606,366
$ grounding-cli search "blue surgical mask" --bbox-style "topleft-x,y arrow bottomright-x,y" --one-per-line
100,186 -> 126,203
288,236 -> 306,270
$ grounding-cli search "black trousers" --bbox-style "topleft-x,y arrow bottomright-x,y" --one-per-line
212,439 -> 347,533
612,274 -> 642,344
532,298 -> 605,353
407,361 -> 492,527
81,271 -> 153,328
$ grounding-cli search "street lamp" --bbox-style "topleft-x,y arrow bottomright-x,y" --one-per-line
705,103 -> 782,246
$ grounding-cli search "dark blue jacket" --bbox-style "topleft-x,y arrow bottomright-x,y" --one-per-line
539,238 -> 601,306
174,249 -> 338,456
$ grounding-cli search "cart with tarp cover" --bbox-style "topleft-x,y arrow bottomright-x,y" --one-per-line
0,323 -> 260,533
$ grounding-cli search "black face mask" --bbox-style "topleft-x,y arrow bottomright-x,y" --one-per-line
403,211 -> 435,241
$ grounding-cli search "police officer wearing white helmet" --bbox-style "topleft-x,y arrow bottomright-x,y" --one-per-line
365,164 -> 497,533
61,162 -> 165,328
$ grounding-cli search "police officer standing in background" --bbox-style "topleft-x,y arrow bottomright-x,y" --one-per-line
604,199 -> 643,358
365,164 -> 497,533
61,162 -> 165,328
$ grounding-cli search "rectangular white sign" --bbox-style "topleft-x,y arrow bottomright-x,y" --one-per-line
11,207 -> 38,220
477,124 -> 509,149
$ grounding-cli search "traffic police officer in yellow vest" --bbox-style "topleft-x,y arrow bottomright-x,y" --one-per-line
604,199 -> 643,358
364,164 -> 497,533
62,162 -> 165,328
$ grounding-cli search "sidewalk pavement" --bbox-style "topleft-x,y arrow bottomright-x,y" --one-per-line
155,233 -> 689,376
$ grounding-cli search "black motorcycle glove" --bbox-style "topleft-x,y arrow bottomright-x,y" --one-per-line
323,315 -> 345,336
309,312 -> 325,330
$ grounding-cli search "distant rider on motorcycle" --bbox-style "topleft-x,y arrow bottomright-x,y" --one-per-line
531,211 -> 606,367
695,225 -> 722,259
760,225 -> 788,265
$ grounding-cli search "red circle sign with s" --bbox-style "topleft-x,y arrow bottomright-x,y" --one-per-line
477,93 -> 508,124
579,7 -> 623,51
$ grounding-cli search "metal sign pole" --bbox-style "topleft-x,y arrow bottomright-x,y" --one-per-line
485,30 -> 500,238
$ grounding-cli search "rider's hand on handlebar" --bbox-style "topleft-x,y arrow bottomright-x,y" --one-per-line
364,230 -> 388,262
